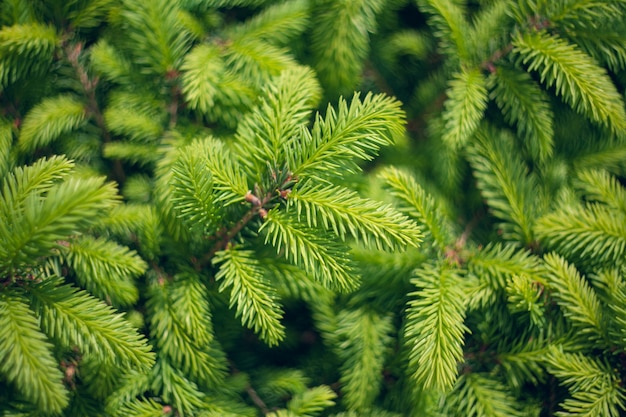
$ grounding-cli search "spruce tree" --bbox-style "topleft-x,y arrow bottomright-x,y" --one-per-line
1,1 -> 626,417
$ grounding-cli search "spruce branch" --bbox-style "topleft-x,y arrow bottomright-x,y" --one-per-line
0,22 -> 58,86
335,307 -> 394,411
441,68 -> 488,149
513,30 -> 626,134
212,246 -> 286,345
29,278 -> 155,371
467,126 -> 543,246
261,210 -> 357,292
290,92 -> 405,180
0,292 -> 69,413
536,203 -> 626,266
379,166 -> 454,252
147,279 -> 226,388
416,0 -> 470,61
488,65 -> 554,161
17,94 -> 88,154
444,373 -> 523,417
543,253 -> 606,343
288,182 -> 422,251
404,262 -> 469,392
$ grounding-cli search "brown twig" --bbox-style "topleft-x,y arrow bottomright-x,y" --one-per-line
246,384 -> 270,415
196,191 -> 273,270
229,360 -> 270,414
64,41 -> 126,184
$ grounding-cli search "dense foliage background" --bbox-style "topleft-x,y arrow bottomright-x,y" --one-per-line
2,0 -> 626,416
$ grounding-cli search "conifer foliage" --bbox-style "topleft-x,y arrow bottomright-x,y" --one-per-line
1,0 -> 626,416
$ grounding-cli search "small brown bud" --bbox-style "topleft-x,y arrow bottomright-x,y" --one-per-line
258,208 -> 268,219
245,191 -> 261,206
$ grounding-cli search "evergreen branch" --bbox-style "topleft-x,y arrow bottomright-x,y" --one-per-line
467,126 -> 542,246
546,345 -> 626,416
103,142 -> 161,167
290,92 -> 405,180
506,274 -> 546,327
489,66 -> 554,161
0,155 -> 73,215
0,1 -> 37,26
170,145 -> 220,233
0,23 -> 58,86
201,0 -> 270,8
0,176 -> 119,273
268,410 -> 298,417
115,398 -> 166,417
212,246 -> 285,346
253,368 -> 309,406
119,0 -> 192,74
310,0 -> 385,94
168,272 -> 215,346
378,166 -> 454,251
67,0 -> 115,30
152,357 -> 208,415
228,0 -> 309,46
496,334 -> 548,390
574,169 -> 626,213
0,292 -> 68,413
18,94 -> 88,153
536,203 -> 626,265
383,29 -> 433,62
89,39 -> 134,83
97,203 -> 163,260
64,235 -> 147,307
260,257 -> 329,304
444,373 -> 523,417
197,73 -> 256,128
288,182 -> 422,251
29,279 -> 155,371
79,353 -> 124,400
287,385 -> 337,417
572,141 -> 626,173
416,0 -> 469,61
147,280 -> 226,388
335,307 -> 394,411
559,387 -> 626,417
181,44 -> 225,114
225,39 -> 297,84
104,370 -> 152,415
404,262 -> 468,392
546,0 -> 626,31
0,118 -> 12,179
569,29 -> 626,72
260,210 -> 358,292
468,1 -> 514,65
202,138 -> 249,205
236,66 -> 321,175
543,254 -> 605,342
103,95 -> 165,144
513,30 -> 626,134
546,345 -> 615,394
441,68 -> 488,149
467,242 -> 545,292
595,269 -> 626,349
329,411 -> 401,417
